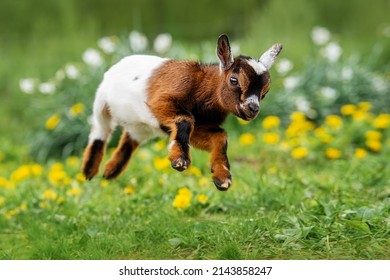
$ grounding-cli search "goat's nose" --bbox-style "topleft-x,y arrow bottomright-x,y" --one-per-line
248,103 -> 259,114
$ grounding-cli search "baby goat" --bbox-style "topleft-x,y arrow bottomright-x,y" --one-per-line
82,34 -> 282,191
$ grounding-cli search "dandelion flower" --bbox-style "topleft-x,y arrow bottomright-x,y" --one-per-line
30,164 -> 43,176
275,58 -> 293,75
45,114 -> 61,130
69,103 -> 85,117
239,133 -> 255,146
340,104 -> 356,116
185,166 -> 202,177
196,194 -> 208,204
325,115 -> 343,129
172,194 -> 191,210
124,186 -> 135,195
67,187 -> 82,197
366,139 -> 382,152
10,165 -> 31,183
373,114 -> 390,129
365,130 -> 382,141
291,147 -> 309,159
100,179 -> 109,188
358,102 -> 372,112
354,148 -> 367,159
262,115 -> 280,129
153,156 -> 170,171
325,148 -> 342,159
178,187 -> 192,198
43,189 -> 58,200
262,132 -> 280,144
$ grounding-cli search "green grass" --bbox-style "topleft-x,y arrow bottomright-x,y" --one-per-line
1,118 -> 389,259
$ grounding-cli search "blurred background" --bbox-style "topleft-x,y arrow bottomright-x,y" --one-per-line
0,0 -> 389,159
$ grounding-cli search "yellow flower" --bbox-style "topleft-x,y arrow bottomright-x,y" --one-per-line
67,187 -> 82,197
262,132 -> 280,144
291,147 -> 309,159
358,102 -> 372,112
340,104 -> 357,116
0,196 -> 5,207
290,112 -> 306,122
325,115 -> 343,129
10,165 -> 31,183
45,114 -> 61,130
198,177 -> 210,187
185,166 -> 202,177
325,148 -> 342,159
239,133 -> 255,146
366,139 -> 382,152
153,139 -> 167,150
153,156 -> 171,171
19,203 -> 28,211
172,194 -> 191,210
365,130 -> 382,141
43,189 -> 58,200
48,169 -> 68,185
373,114 -> 390,129
262,115 -> 280,129
5,209 -> 19,219
267,166 -> 277,174
178,187 -> 192,198
76,173 -> 86,182
352,110 -> 369,121
196,194 -> 208,204
66,156 -> 80,168
69,103 -> 85,117
30,164 -> 43,176
57,197 -> 65,205
286,121 -> 314,138
354,148 -> 367,159
100,179 -> 109,187
0,177 -> 13,189
124,186 -> 135,195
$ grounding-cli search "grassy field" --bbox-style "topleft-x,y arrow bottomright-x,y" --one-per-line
1,107 -> 389,259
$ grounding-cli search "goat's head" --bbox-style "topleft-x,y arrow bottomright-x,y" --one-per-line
216,34 -> 282,121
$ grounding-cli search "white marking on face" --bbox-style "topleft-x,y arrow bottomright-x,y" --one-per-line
247,59 -> 267,75
244,95 -> 260,106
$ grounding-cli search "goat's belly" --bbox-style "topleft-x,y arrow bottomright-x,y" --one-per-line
101,55 -> 169,143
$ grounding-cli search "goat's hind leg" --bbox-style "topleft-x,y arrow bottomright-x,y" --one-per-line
103,131 -> 139,179
82,103 -> 112,180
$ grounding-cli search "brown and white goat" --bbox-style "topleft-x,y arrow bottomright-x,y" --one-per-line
82,34 -> 282,191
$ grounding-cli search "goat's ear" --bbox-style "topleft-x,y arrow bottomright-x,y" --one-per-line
217,34 -> 234,71
259,43 -> 283,69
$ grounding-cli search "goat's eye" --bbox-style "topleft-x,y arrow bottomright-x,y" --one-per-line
230,77 -> 239,86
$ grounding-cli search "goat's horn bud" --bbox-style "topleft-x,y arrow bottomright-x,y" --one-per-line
259,43 -> 283,69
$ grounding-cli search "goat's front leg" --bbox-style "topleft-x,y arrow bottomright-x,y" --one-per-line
191,127 -> 231,191
167,116 -> 194,171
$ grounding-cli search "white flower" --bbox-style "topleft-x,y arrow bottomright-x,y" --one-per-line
153,33 -> 172,53
341,66 -> 353,81
82,48 -> 103,67
65,64 -> 80,79
283,76 -> 300,90
319,86 -> 338,100
372,75 -> 387,92
39,82 -> 56,95
19,78 -> 35,94
98,37 -> 116,54
311,26 -> 331,46
129,31 -> 148,52
321,42 -> 342,62
276,58 -> 293,75
295,97 -> 311,113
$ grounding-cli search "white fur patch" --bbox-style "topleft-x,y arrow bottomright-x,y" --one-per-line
247,59 -> 267,75
92,55 -> 169,144
244,95 -> 260,106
